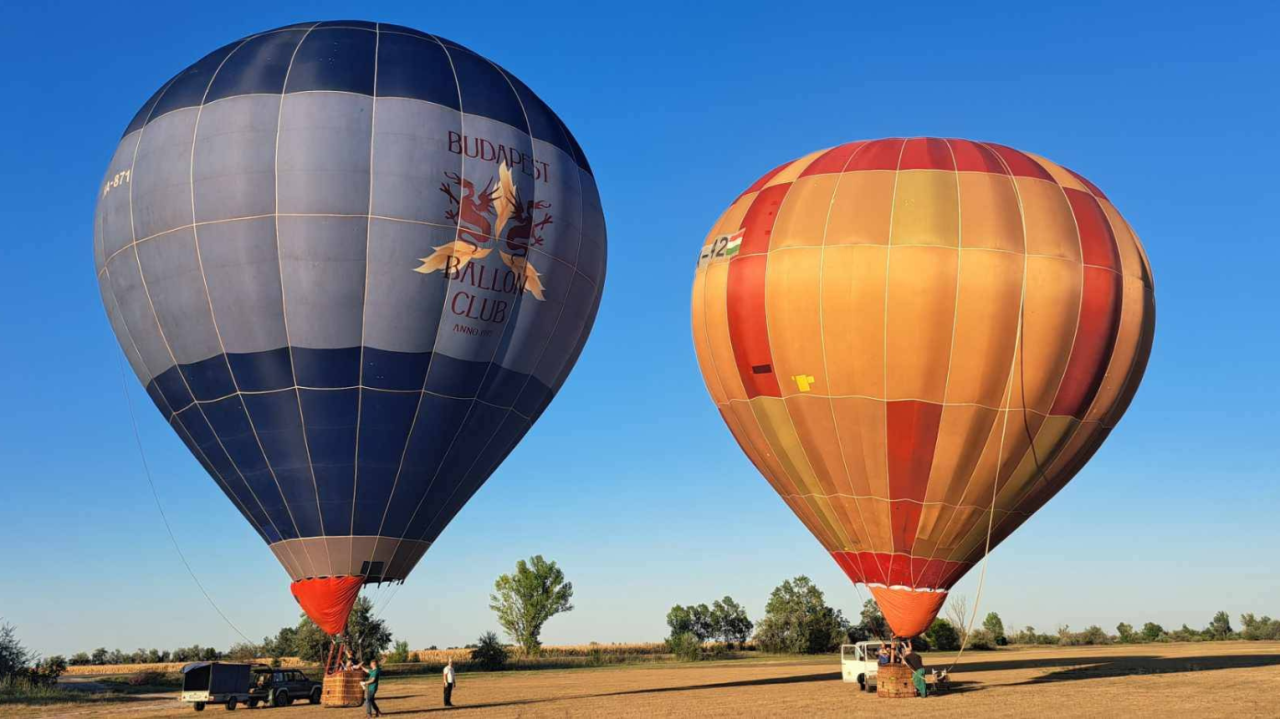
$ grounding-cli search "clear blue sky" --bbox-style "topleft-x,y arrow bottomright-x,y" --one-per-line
1,0 -> 1277,657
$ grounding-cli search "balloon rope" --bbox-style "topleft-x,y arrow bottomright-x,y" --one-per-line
114,348 -> 254,645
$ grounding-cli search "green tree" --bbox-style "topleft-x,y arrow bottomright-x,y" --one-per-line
489,555 -> 575,655
924,618 -> 961,651
666,604 -> 713,642
386,640 -> 411,664
1208,611 -> 1233,639
710,597 -> 754,646
90,647 -> 108,665
69,652 -> 91,666
1141,622 -> 1165,641
0,621 -> 31,679
859,600 -> 889,639
470,632 -> 508,670
1116,622 -> 1136,643
753,576 -> 850,654
345,597 -> 394,662
982,612 -> 1006,645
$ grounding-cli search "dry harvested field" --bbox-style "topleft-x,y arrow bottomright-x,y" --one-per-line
18,641 -> 1280,718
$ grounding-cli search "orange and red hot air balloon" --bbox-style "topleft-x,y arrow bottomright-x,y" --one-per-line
691,138 -> 1154,638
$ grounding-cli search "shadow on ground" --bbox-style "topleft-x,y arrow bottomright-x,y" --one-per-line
378,671 -> 843,714
952,652 -> 1280,685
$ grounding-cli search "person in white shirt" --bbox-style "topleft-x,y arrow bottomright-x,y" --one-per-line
443,659 -> 456,707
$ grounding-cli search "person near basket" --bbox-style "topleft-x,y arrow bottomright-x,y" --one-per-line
357,659 -> 382,717
443,659 -> 457,707
902,642 -> 927,698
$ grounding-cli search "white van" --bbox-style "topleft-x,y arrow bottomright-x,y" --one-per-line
840,641 -> 888,692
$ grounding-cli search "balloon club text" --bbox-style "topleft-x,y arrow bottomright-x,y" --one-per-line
444,255 -> 529,325
448,131 -> 550,184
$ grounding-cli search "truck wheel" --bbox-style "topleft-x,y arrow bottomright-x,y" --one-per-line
194,703 -> 205,712
858,676 -> 866,692
226,696 -> 237,710
310,687 -> 321,704
274,690 -> 290,707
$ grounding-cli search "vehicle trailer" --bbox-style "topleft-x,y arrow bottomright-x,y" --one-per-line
181,662 -> 258,711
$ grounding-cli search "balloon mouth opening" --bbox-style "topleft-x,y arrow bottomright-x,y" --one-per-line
868,585 -> 949,638
290,576 -> 365,635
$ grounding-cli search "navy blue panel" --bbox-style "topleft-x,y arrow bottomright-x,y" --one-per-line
501,72 -> 576,161
423,353 -> 490,397
286,28 -> 377,95
227,347 -> 294,392
363,347 -> 430,391
293,346 -> 360,388
144,381 -> 174,417
150,367 -> 194,412
174,410 -> 283,542
180,354 -> 237,401
382,397 -> 501,538
351,389 -> 420,535
124,78 -> 175,137
300,388 -> 358,535
150,42 -> 239,119
558,116 -> 592,175
203,395 -> 297,539
382,23 -> 434,40
437,43 -> 527,131
170,416 -> 271,542
242,390 -> 323,536
316,20 -> 377,30
412,411 -> 529,542
206,29 -> 308,102
375,31 -> 459,109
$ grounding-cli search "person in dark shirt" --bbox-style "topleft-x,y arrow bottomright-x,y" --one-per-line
902,642 -> 927,697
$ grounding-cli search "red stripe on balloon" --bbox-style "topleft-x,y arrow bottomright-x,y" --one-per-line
799,141 -> 868,177
885,401 -> 944,553
899,138 -> 955,171
725,184 -> 789,399
1051,265 -> 1123,418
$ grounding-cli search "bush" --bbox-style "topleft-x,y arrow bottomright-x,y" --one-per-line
0,622 -> 31,680
667,632 -> 703,662
470,632 -> 508,671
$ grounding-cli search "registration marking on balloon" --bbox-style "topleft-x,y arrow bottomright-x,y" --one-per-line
792,374 -> 816,392
415,160 -> 550,329
696,229 -> 744,269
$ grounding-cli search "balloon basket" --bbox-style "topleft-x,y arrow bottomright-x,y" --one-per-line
321,671 -> 365,708
876,664 -> 917,699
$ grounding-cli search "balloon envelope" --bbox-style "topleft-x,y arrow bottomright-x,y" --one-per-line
95,21 -> 605,630
691,138 -> 1153,637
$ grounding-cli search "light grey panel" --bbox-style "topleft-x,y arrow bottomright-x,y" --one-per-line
276,93 -> 372,216
193,95 -> 281,223
575,171 -> 606,285
132,107 -> 198,240
530,273 -> 597,387
97,132 -> 141,265
362,218 -> 454,352
488,251 -> 574,377
136,228 -> 224,365
198,217 -> 288,354
277,215 -> 366,349
428,114 -> 535,363
524,139 -> 582,268
104,252 -> 178,378
369,98 -> 461,224
98,271 -> 153,385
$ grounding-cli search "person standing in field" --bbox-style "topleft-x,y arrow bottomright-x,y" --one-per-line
357,659 -> 382,717
443,659 -> 456,707
902,642 -> 927,698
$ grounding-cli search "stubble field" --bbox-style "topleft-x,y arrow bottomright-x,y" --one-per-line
19,641 -> 1280,718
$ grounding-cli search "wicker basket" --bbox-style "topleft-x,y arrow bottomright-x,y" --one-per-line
321,670 -> 365,708
876,663 -> 917,699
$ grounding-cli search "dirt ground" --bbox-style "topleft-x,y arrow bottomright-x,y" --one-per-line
16,641 -> 1280,718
